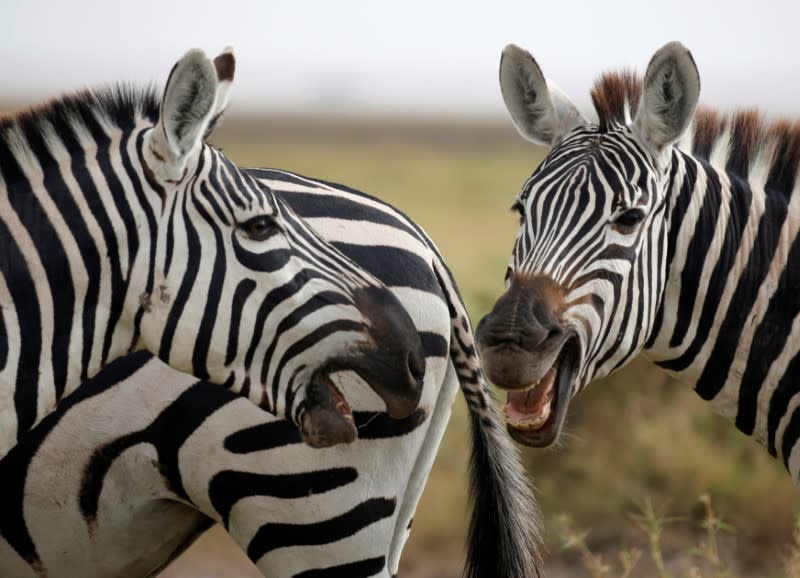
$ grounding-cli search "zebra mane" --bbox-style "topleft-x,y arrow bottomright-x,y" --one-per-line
592,71 -> 800,193
590,70 -> 641,132
0,85 -> 160,164
689,108 -> 800,194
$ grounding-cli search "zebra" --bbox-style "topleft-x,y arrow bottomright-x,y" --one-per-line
0,47 -> 428,457
476,40 -> 800,484
0,169 -> 543,578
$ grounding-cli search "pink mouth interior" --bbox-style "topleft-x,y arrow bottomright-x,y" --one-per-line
320,373 -> 354,419
504,365 -> 557,425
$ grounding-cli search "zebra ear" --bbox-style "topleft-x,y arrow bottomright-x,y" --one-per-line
499,44 -> 585,146
150,49 -> 220,174
205,46 -> 236,138
634,41 -> 700,156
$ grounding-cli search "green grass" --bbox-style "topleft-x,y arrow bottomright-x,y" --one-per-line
198,118 -> 800,577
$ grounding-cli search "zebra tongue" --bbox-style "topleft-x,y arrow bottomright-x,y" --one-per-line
504,366 -> 557,430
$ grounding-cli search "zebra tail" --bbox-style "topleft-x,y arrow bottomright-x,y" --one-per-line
433,260 -> 543,578
464,391 -> 543,578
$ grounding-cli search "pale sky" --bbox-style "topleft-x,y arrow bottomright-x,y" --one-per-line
2,0 -> 799,118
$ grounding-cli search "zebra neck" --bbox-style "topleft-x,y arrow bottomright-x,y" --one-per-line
643,148 -> 800,439
0,122 -> 157,441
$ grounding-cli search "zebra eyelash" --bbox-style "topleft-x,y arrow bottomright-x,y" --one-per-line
238,214 -> 279,241
611,208 -> 646,232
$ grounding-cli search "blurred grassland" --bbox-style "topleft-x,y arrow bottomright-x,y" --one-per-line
164,116 -> 799,578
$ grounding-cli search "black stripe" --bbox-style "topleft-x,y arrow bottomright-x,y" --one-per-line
158,188 -> 202,362
163,192 -> 180,276
216,155 -> 247,209
224,420 -> 301,453
241,270 -> 341,375
646,155 -> 693,348
91,123 -> 139,367
292,557 -> 386,578
0,351 -> 153,568
225,279 -> 257,365
270,188 -> 419,239
247,497 -> 396,561
280,207 -> 361,284
736,230 -> 800,434
232,241 -> 292,273
199,157 -> 232,226
210,467 -> 358,526
691,185 -> 787,401
330,243 -> 439,292
259,290 -> 351,385
80,380 -> 237,523
222,155 -> 258,206
0,302 -> 7,372
419,331 -> 448,358
780,406 -> 800,470
0,194 -> 42,439
53,102 -> 126,380
207,156 -> 238,218
191,184 -> 227,380
767,352 -> 800,457
276,320 -> 365,414
668,162 -> 722,348
734,229 -> 800,435
659,170 -> 753,376
224,407 -> 428,455
12,124 -> 76,402
130,131 -> 160,351
356,407 -> 428,439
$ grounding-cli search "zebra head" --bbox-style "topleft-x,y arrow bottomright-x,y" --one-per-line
476,42 -> 700,447
135,49 -> 425,446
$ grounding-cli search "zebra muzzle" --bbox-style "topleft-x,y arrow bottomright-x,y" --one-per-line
351,286 -> 426,419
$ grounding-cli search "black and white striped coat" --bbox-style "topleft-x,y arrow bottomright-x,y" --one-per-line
478,41 -> 800,484
0,47 -> 428,456
0,170 -> 542,578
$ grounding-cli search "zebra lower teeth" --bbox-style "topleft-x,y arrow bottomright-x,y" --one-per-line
503,363 -> 558,431
505,403 -> 551,430
336,400 -> 355,421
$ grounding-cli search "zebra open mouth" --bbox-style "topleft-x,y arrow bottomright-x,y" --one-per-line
299,369 -> 357,448
318,371 -> 355,420
503,339 -> 578,447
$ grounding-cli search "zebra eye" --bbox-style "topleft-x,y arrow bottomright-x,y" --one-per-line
614,209 -> 645,231
240,215 -> 277,241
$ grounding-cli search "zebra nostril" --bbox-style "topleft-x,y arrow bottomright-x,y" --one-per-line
546,325 -> 564,342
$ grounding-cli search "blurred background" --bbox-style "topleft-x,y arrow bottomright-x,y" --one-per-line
3,1 -> 800,576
